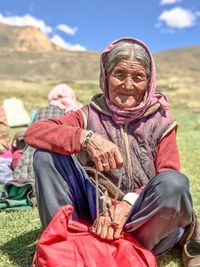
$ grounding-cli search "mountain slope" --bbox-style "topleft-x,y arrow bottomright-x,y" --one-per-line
154,46 -> 200,111
0,23 -> 199,111
0,22 -> 59,51
0,23 -> 100,81
0,23 -> 199,82
154,46 -> 200,81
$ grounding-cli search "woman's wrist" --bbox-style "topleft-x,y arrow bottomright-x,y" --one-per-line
80,129 -> 95,150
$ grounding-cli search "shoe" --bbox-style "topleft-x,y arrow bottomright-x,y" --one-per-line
182,240 -> 200,267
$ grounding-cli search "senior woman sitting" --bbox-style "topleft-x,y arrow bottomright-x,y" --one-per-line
25,37 -> 200,266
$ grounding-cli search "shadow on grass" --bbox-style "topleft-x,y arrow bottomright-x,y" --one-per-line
157,246 -> 184,267
0,228 -> 42,267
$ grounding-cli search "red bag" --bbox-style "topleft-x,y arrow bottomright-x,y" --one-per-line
33,205 -> 158,267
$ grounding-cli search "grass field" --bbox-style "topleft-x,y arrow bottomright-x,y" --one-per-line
0,80 -> 200,267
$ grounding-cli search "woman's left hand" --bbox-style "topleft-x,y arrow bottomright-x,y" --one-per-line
93,200 -> 132,241
80,130 -> 123,172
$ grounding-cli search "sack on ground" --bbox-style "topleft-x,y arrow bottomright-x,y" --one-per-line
33,205 -> 158,267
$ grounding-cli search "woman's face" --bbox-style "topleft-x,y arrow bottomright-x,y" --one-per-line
107,60 -> 148,109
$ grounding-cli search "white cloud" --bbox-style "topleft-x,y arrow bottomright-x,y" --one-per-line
0,13 -> 52,34
158,7 -> 198,28
50,35 -> 86,51
160,0 -> 181,5
56,24 -> 78,35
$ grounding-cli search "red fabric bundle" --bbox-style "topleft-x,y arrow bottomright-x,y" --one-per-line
33,205 -> 158,267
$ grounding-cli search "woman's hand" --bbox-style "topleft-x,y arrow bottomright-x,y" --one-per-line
80,130 -> 123,172
93,200 -> 132,241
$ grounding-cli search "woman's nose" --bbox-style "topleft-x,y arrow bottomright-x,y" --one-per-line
123,77 -> 134,90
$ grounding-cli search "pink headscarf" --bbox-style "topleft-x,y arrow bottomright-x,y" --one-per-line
99,37 -> 168,125
48,84 -> 83,113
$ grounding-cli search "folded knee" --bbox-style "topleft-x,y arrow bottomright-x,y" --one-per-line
33,149 -> 52,170
154,170 -> 189,197
149,171 -> 193,221
150,171 -> 192,213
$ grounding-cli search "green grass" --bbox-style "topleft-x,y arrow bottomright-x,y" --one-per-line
0,81 -> 200,267
158,108 -> 200,267
0,209 -> 41,267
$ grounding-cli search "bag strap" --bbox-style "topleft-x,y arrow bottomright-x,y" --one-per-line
85,166 -> 124,226
84,166 -> 125,200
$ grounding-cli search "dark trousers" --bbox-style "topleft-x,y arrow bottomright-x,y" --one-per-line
33,150 -> 193,255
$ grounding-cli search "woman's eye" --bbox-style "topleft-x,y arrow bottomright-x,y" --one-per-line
133,75 -> 146,83
134,76 -> 142,82
114,72 -> 124,79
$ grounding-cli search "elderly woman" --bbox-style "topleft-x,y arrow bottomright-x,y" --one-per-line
25,38 -> 199,266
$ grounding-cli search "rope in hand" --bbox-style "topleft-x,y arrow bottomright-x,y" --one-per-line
93,168 -> 123,232
110,168 -> 123,230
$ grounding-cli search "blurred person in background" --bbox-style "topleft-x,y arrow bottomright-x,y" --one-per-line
7,83 -> 82,207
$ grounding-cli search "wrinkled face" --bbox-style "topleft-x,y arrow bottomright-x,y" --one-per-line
107,60 -> 148,109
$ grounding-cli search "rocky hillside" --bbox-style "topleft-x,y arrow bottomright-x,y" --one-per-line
154,46 -> 200,111
0,23 -> 100,81
0,22 -> 199,82
0,22 -> 59,52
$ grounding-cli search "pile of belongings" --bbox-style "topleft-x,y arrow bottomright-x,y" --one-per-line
0,99 -> 34,211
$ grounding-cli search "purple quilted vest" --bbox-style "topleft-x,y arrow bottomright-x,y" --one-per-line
78,94 -> 176,194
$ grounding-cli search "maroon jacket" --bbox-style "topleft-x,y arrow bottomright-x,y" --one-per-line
25,100 -> 180,193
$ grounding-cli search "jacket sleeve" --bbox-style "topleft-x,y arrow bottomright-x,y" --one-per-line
156,128 -> 181,172
24,110 -> 84,155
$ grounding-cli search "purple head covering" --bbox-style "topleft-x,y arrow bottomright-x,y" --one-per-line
99,37 -> 168,124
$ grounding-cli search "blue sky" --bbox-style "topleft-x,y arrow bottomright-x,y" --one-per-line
0,0 -> 199,52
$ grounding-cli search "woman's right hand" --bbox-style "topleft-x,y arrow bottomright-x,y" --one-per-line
80,130 -> 123,172
94,200 -> 132,240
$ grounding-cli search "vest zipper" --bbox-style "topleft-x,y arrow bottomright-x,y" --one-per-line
120,125 -> 133,191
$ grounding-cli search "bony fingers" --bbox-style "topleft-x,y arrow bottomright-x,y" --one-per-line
100,224 -> 109,239
114,151 -> 123,168
108,159 -> 117,170
113,227 -> 123,239
102,162 -> 109,168
96,166 -> 103,172
102,157 -> 117,171
106,226 -> 115,241
95,217 -> 109,235
116,158 -> 123,169
95,221 -> 102,236
95,161 -> 104,172
102,163 -> 110,172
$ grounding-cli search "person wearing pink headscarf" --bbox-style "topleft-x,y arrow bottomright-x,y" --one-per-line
8,83 -> 82,207
25,38 -> 199,266
48,83 -> 83,113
